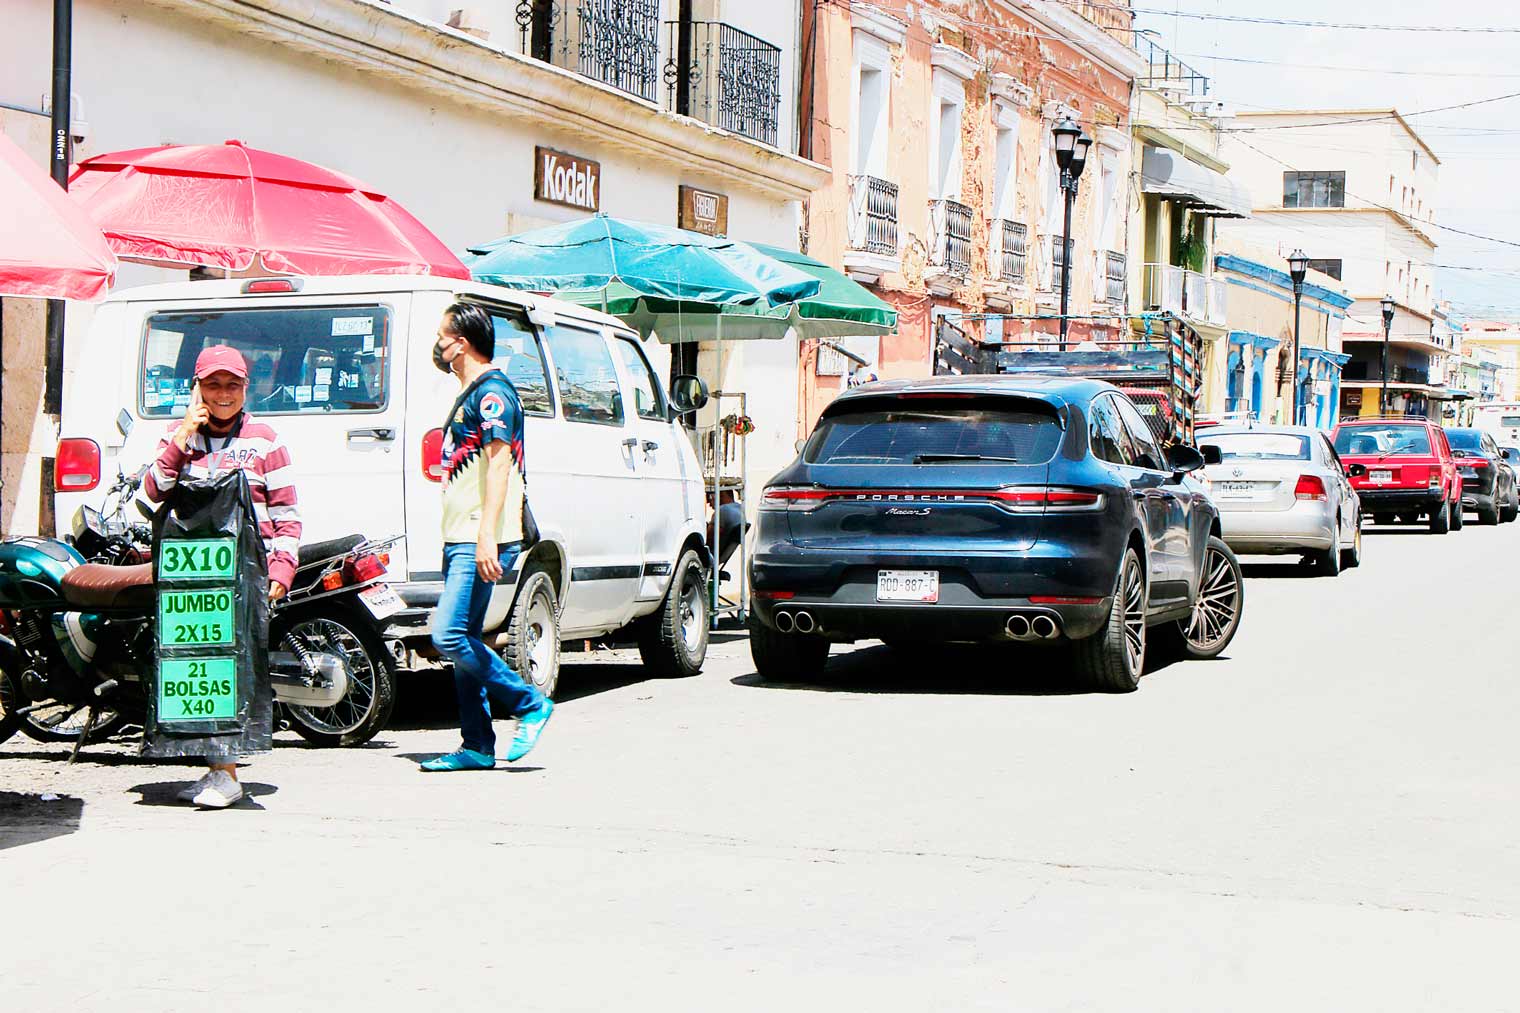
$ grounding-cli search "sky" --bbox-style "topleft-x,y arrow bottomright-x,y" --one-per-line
1132,0 -> 1520,321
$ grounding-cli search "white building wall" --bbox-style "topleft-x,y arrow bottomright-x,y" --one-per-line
0,0 -> 818,533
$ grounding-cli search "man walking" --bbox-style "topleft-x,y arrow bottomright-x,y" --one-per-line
421,304 -> 553,772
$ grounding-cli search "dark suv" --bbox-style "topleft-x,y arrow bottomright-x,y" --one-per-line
747,376 -> 1245,692
1444,427 -> 1519,525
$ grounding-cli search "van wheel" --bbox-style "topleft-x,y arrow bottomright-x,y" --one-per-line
636,549 -> 709,679
748,615 -> 829,682
1071,548 -> 1144,692
504,569 -> 561,699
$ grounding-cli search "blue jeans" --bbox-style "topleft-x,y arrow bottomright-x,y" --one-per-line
432,542 -> 544,755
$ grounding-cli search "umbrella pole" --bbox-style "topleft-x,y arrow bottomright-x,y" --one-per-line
41,0 -> 74,536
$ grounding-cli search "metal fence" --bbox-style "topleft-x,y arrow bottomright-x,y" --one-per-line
664,20 -> 782,146
929,198 -> 973,275
848,175 -> 899,257
519,0 -> 660,103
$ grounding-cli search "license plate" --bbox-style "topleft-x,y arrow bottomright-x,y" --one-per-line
1369,470 -> 1393,484
877,570 -> 939,603
358,583 -> 404,619
1217,481 -> 1256,497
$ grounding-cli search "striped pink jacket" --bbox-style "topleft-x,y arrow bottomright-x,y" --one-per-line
143,414 -> 302,588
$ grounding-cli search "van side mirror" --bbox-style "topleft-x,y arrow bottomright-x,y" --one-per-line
1200,443 -> 1223,466
116,409 -> 134,439
669,374 -> 709,415
1167,444 -> 1206,482
1346,463 -> 1368,479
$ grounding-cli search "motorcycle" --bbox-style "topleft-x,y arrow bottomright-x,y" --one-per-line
0,468 -> 404,754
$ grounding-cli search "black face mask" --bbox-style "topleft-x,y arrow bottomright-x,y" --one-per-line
432,341 -> 455,375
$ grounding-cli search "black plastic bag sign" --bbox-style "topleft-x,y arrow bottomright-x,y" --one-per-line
144,471 -> 272,759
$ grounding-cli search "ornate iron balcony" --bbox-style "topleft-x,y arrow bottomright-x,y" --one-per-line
847,175 -> 899,257
664,21 -> 782,146
929,199 -> 973,275
518,0 -> 660,104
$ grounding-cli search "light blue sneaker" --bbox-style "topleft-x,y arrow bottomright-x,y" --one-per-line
420,748 -> 495,772
505,698 -> 554,762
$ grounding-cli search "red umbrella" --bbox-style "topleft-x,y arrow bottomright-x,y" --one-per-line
69,139 -> 469,279
0,133 -> 116,300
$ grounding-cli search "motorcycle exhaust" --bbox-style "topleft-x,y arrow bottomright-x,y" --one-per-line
1031,615 -> 1059,640
793,611 -> 816,634
1005,614 -> 1032,640
774,611 -> 795,634
269,651 -> 350,708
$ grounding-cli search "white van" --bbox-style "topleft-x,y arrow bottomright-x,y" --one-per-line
1472,402 -> 1520,450
54,275 -> 715,695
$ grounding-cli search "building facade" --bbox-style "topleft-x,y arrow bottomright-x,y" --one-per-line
1,0 -> 827,533
798,0 -> 1144,431
1218,109 -> 1443,420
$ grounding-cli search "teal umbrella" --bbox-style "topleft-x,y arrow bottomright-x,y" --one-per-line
555,243 -> 898,342
467,214 -> 820,309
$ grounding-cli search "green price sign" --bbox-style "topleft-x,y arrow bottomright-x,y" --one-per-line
158,656 -> 237,721
159,538 -> 237,581
159,588 -> 234,647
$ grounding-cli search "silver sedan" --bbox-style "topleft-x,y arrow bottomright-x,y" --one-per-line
1196,425 -> 1363,575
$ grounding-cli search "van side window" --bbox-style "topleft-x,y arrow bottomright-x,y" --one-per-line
139,305 -> 391,417
611,337 -> 666,421
483,309 -> 553,416
544,325 -> 625,426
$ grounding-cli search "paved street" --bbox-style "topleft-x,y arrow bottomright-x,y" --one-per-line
3,522 -> 1518,1012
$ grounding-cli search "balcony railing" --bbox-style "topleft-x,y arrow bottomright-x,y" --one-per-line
663,21 -> 782,146
995,220 -> 1027,284
847,175 -> 899,257
518,0 -> 660,103
1095,250 -> 1127,305
928,198 -> 973,275
1132,31 -> 1211,98
1143,264 -> 1227,326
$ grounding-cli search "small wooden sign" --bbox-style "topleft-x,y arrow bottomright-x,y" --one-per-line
535,146 -> 601,211
678,185 -> 729,237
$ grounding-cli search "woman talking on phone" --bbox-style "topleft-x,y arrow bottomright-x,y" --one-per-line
142,345 -> 302,809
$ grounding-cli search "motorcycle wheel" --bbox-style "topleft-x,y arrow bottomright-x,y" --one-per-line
0,668 -> 21,745
20,700 -> 126,744
280,608 -> 397,748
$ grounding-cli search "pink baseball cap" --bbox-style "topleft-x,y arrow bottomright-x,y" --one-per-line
193,345 -> 249,381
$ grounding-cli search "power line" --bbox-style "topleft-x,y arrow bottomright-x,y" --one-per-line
1113,0 -> 1520,32
1172,51 -> 1520,79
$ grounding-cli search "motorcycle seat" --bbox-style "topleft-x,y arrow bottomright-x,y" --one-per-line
296,535 -> 365,572
60,562 -> 155,610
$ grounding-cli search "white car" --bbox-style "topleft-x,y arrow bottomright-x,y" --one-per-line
1196,424 -> 1363,576
54,275 -> 715,696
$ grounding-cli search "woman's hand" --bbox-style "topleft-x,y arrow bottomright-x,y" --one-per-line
268,581 -> 287,603
174,384 -> 209,451
475,535 -> 503,583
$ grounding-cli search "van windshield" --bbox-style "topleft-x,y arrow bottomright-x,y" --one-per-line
139,305 -> 393,417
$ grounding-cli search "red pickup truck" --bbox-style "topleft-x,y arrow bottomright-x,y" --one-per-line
1331,417 -> 1463,534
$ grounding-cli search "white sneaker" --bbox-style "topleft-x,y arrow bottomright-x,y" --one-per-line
176,771 -> 216,803
191,770 -> 244,809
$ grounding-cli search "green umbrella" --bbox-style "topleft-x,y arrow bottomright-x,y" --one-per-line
561,243 -> 898,342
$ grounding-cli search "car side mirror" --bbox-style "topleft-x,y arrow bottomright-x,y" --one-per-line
669,374 -> 709,415
1346,463 -> 1368,479
1200,444 -> 1223,466
1168,444 -> 1206,481
1503,448 -> 1513,460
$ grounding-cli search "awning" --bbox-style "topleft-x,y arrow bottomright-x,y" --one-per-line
1141,146 -> 1252,219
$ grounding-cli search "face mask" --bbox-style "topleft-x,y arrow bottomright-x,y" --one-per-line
432,339 -> 457,375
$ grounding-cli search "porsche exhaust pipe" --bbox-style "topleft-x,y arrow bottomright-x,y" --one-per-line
1031,615 -> 1058,640
793,611 -> 816,634
774,611 -> 795,634
1005,614 -> 1031,640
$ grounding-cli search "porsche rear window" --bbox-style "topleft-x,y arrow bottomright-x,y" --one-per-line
805,404 -> 1062,465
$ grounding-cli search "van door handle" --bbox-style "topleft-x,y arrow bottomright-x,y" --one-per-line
642,440 -> 660,453
622,437 -> 640,450
347,427 -> 395,442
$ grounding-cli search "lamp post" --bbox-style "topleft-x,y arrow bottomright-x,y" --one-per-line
1052,115 -> 1092,350
1380,296 -> 1396,415
1287,250 -> 1308,425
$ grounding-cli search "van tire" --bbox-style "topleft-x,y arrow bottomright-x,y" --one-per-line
748,615 -> 829,682
504,569 -> 561,699
636,549 -> 709,679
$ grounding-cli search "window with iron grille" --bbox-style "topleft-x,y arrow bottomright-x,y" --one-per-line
1000,221 -> 1027,283
1283,171 -> 1345,208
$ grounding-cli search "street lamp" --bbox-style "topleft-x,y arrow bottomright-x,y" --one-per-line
1287,250 -> 1308,424
1380,295 -> 1396,415
1052,115 -> 1092,349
